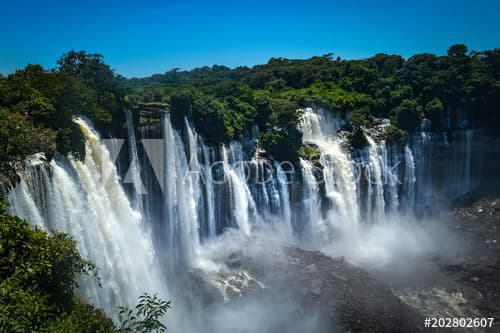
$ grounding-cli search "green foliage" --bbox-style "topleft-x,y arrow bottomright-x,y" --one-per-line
391,99 -> 424,132
0,50 -> 129,166
45,298 -> 115,333
0,203 -> 94,309
0,201 -> 111,332
169,89 -> 195,127
0,108 -> 56,172
425,97 -> 445,131
193,97 -> 233,144
299,144 -> 321,166
260,125 -> 303,163
348,106 -> 373,127
2,44 -> 500,171
0,202 -> 172,332
383,125 -> 409,146
56,122 -> 86,160
117,293 -> 171,333
288,82 -> 372,112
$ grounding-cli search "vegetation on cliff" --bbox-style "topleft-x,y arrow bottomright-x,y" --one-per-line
122,44 -> 500,156
1,44 -> 500,169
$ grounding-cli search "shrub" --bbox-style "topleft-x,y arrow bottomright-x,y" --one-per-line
425,97 -> 445,131
260,126 -> 302,163
0,108 -> 56,172
348,105 -> 373,128
391,99 -> 424,132
383,125 -> 409,146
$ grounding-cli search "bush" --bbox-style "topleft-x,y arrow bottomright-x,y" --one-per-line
383,125 -> 409,146
0,202 -> 171,333
348,105 -> 373,128
0,201 -> 109,332
193,97 -> 233,144
117,293 -> 171,333
391,99 -> 424,132
169,89 -> 194,127
298,143 -> 321,166
260,126 -> 302,163
0,108 -> 56,172
425,97 -> 445,131
56,122 -> 86,161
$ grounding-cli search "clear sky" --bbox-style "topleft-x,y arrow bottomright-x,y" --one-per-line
1,0 -> 499,78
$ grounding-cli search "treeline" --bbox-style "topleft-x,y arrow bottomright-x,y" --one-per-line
0,51 -> 129,173
1,45 -> 499,168
127,44 -> 500,158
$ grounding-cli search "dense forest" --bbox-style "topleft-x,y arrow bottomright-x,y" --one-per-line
1,44 -> 500,171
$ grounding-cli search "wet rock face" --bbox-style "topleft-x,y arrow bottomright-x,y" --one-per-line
183,246 -> 425,332
135,102 -> 169,127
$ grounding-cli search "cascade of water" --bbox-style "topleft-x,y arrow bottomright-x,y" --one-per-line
363,136 -> 386,223
275,161 -> 293,239
402,145 -> 416,213
220,144 -> 255,235
381,143 -> 400,213
300,158 -> 324,244
5,105 -> 484,332
8,118 -> 168,319
199,140 -> 217,238
161,113 -> 200,269
125,110 -> 144,215
6,154 -> 47,228
299,108 -> 360,236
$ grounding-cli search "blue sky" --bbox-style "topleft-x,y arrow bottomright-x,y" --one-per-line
1,0 -> 499,77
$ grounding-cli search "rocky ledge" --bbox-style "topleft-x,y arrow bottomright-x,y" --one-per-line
135,102 -> 169,127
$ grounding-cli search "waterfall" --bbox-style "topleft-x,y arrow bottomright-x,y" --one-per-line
220,144 -> 255,235
299,107 -> 360,237
7,118 -> 168,319
4,106 -> 483,330
125,109 -> 144,215
362,136 -> 386,223
275,161 -> 293,239
402,145 -> 416,213
300,158 -> 325,244
161,113 -> 200,269
381,143 -> 400,213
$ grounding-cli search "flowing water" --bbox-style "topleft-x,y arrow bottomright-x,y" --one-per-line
5,107 -> 480,326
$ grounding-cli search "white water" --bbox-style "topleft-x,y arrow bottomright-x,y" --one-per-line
7,118 -> 168,319
299,107 -> 360,241
125,109 -> 145,214
161,113 -> 201,269
5,106 -> 481,331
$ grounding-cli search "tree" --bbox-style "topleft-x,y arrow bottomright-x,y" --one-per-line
0,201 -> 110,332
193,97 -> 233,144
348,106 -> 373,128
425,97 -> 445,131
0,108 -> 56,173
0,202 -> 171,333
391,99 -> 424,132
383,125 -> 408,146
